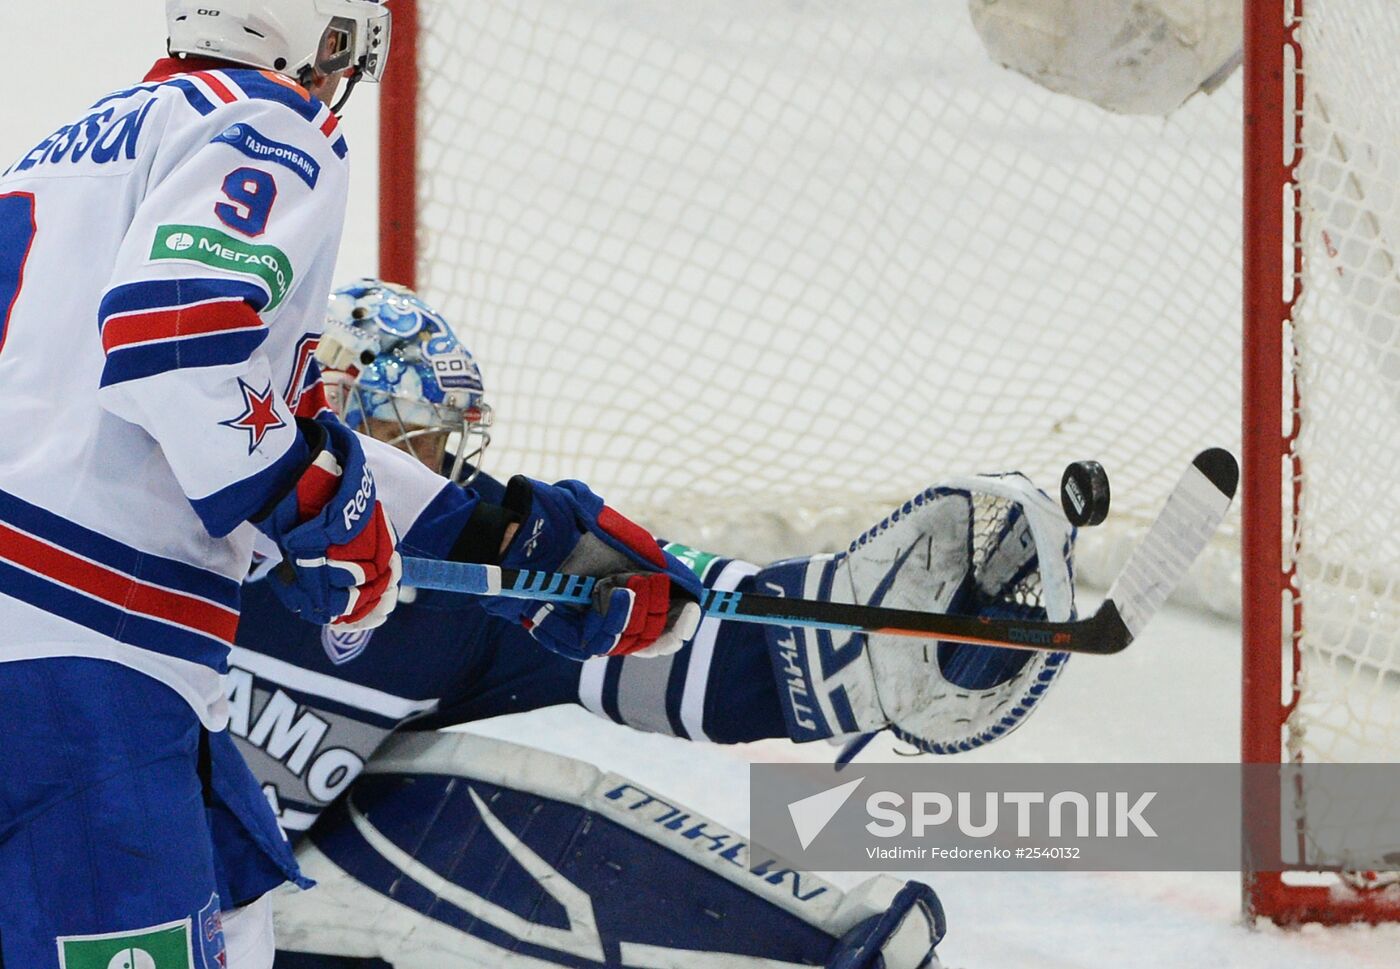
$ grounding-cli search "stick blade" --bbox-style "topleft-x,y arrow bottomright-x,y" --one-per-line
1192,446 -> 1240,499
1105,448 -> 1238,641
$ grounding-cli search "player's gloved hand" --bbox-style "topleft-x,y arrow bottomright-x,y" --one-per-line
255,418 -> 402,630
488,476 -> 703,660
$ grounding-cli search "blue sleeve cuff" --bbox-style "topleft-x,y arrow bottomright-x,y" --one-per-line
190,434 -> 310,538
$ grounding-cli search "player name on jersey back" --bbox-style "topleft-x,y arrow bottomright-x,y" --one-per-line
0,64 -> 350,730
3,100 -> 157,177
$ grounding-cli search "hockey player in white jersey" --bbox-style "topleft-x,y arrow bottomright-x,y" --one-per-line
0,5 -> 400,966
223,280 -> 1080,968
0,7 -> 700,969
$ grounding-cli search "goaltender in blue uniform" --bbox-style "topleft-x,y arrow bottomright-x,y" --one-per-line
233,280 -> 1087,969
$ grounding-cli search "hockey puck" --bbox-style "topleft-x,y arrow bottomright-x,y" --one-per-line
1060,460 -> 1111,527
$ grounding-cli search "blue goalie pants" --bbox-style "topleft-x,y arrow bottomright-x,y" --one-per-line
0,658 -> 303,969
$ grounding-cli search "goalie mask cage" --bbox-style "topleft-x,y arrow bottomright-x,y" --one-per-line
378,0 -> 1400,924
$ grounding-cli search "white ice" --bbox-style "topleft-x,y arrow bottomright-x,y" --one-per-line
469,602 -> 1400,968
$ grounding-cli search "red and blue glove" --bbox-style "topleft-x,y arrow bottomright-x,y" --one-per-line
489,476 -> 704,660
256,418 -> 402,629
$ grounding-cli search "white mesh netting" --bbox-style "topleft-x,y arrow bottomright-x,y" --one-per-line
407,0 -> 1243,612
399,0 -> 1400,908
1285,0 -> 1400,871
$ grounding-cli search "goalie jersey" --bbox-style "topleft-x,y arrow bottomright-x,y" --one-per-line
0,59 -> 354,728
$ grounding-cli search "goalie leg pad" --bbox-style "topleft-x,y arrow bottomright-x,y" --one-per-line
273,731 -> 943,969
829,881 -> 946,969
761,474 -> 1075,753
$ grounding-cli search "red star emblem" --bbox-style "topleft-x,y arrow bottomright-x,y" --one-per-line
220,379 -> 288,454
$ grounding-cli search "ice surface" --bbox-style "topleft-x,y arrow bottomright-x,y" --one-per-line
468,603 -> 1400,967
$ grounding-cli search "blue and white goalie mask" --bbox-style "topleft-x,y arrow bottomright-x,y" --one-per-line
319,279 -> 492,485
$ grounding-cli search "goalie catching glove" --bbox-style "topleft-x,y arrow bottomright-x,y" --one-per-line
485,476 -> 705,660
761,473 -> 1076,753
255,418 -> 402,630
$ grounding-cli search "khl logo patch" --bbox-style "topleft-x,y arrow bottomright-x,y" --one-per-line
195,892 -> 226,969
219,378 -> 287,455
323,625 -> 373,665
57,918 -> 194,969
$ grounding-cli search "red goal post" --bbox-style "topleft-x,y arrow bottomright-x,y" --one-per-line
1242,1 -> 1400,926
378,0 -> 418,291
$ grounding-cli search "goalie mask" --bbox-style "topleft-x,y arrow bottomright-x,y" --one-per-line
319,279 -> 493,485
166,1 -> 391,90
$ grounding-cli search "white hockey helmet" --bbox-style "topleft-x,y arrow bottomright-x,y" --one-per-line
166,1 -> 391,85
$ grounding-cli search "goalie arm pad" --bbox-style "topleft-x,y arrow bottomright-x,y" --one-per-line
273,732 -> 944,969
566,543 -> 789,744
761,474 -> 1075,753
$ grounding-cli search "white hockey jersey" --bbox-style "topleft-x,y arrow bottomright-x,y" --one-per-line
0,59 -> 356,728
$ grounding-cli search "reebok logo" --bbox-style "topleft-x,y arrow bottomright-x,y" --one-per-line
341,466 -> 374,532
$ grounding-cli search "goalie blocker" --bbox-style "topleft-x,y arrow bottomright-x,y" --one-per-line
272,732 -> 946,969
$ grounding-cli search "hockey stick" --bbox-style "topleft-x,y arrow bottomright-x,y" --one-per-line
401,448 -> 1238,656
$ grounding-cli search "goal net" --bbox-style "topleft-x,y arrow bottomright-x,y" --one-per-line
381,0 -> 1242,608
1242,0 -> 1400,924
378,0 -> 1400,923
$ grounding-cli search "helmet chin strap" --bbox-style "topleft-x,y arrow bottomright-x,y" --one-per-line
330,70 -> 363,115
296,65 -> 361,116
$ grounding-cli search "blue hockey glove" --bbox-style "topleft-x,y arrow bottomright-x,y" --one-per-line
487,476 -> 703,660
256,418 -> 402,630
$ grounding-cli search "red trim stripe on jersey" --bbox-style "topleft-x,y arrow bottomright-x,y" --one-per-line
0,486 -> 242,665
294,382 -> 333,420
101,298 -> 263,353
97,278 -> 273,385
0,522 -> 240,644
140,61 -> 345,149
192,70 -> 239,105
204,69 -> 344,147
